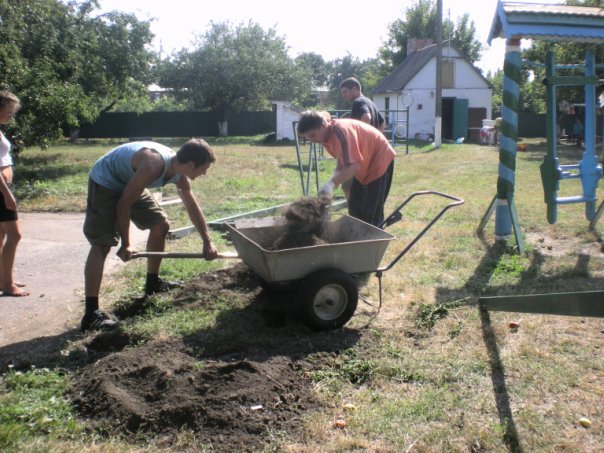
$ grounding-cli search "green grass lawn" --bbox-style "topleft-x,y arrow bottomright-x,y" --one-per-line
1,137 -> 603,452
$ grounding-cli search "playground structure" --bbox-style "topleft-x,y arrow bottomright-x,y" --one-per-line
540,51 -> 604,228
479,1 -> 604,317
480,1 -> 604,251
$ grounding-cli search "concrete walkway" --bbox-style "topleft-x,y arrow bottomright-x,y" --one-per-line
0,213 -> 147,347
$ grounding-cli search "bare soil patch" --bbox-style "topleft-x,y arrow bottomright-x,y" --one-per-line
70,263 -> 361,452
526,230 -> 604,257
71,341 -> 319,451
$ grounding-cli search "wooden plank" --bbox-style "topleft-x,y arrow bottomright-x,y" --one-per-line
159,198 -> 183,207
479,291 -> 604,317
131,251 -> 239,259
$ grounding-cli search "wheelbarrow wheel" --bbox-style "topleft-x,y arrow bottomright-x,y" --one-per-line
298,268 -> 358,330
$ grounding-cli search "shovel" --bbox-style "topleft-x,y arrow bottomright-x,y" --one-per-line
131,251 -> 240,260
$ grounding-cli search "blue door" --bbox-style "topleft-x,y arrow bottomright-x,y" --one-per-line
452,99 -> 469,140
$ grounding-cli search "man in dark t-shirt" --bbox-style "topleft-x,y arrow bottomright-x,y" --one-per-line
339,77 -> 386,198
340,77 -> 385,131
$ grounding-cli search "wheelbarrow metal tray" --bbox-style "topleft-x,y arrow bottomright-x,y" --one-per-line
226,215 -> 395,283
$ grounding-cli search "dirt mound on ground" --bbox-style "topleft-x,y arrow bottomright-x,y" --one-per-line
70,341 -> 318,451
71,263 -> 362,451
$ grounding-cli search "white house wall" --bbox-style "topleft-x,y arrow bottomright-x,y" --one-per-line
274,101 -> 303,140
374,90 -> 438,139
372,48 -> 492,140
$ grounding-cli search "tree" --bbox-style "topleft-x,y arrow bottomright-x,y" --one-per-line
158,21 -> 311,135
519,0 -> 604,114
294,52 -> 332,90
0,0 -> 154,147
487,69 -> 504,116
293,52 -> 333,107
326,56 -> 387,110
379,0 -> 482,71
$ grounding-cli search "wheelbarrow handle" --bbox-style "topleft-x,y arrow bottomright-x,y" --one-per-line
378,191 -> 464,273
131,251 -> 240,260
381,190 -> 464,229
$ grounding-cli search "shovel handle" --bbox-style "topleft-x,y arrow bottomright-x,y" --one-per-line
131,251 -> 240,260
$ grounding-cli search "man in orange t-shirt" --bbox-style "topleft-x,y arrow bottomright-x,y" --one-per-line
297,110 -> 395,227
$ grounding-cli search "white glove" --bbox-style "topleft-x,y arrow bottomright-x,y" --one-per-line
319,180 -> 335,197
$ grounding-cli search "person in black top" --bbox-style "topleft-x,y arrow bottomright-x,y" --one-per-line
340,77 -> 385,132
339,77 -> 386,199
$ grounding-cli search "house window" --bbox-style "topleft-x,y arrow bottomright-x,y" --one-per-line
384,97 -> 390,125
443,60 -> 455,88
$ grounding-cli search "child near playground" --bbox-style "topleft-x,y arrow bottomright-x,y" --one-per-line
0,90 -> 29,297
82,139 -> 218,331
296,110 -> 395,228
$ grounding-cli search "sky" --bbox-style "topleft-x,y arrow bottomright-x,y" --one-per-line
96,0 -> 566,75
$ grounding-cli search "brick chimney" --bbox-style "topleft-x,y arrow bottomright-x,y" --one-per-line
407,38 -> 434,55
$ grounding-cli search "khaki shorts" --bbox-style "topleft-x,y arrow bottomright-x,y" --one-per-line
83,178 -> 167,246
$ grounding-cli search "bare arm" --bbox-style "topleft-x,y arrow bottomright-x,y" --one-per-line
360,113 -> 372,125
176,176 -> 218,260
331,162 -> 360,187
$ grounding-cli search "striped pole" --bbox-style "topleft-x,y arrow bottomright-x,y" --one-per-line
495,38 -> 521,240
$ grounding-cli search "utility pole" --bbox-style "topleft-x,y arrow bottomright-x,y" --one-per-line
434,0 -> 443,148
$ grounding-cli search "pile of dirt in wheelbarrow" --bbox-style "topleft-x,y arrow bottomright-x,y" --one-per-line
268,196 -> 331,250
71,264 -> 362,451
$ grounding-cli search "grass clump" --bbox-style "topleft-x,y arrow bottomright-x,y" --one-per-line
0,368 -> 86,450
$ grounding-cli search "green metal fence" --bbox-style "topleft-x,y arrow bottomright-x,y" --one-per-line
76,110 -> 275,139
518,111 -> 603,137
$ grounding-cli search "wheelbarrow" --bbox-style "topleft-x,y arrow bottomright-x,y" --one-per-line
225,191 -> 464,330
132,191 -> 463,330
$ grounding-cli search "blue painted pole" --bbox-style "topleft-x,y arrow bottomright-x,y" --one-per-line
541,52 -> 560,224
580,51 -> 603,220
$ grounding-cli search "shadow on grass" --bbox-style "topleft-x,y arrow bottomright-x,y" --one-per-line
109,264 -> 362,364
518,140 -> 588,163
13,153 -> 88,184
184,294 -> 363,363
478,307 -> 523,453
436,241 -> 522,451
0,330 -> 83,372
0,271 -> 362,378
435,235 -> 603,452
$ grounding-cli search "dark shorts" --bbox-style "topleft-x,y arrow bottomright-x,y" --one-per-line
0,184 -> 18,222
83,178 -> 167,246
348,161 -> 394,228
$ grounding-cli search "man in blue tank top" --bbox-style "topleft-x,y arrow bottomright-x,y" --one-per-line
81,138 -> 218,331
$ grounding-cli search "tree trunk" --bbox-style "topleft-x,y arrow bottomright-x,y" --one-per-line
68,128 -> 80,143
218,121 -> 228,137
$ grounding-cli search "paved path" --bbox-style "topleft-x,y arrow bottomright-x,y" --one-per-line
0,213 -> 147,348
